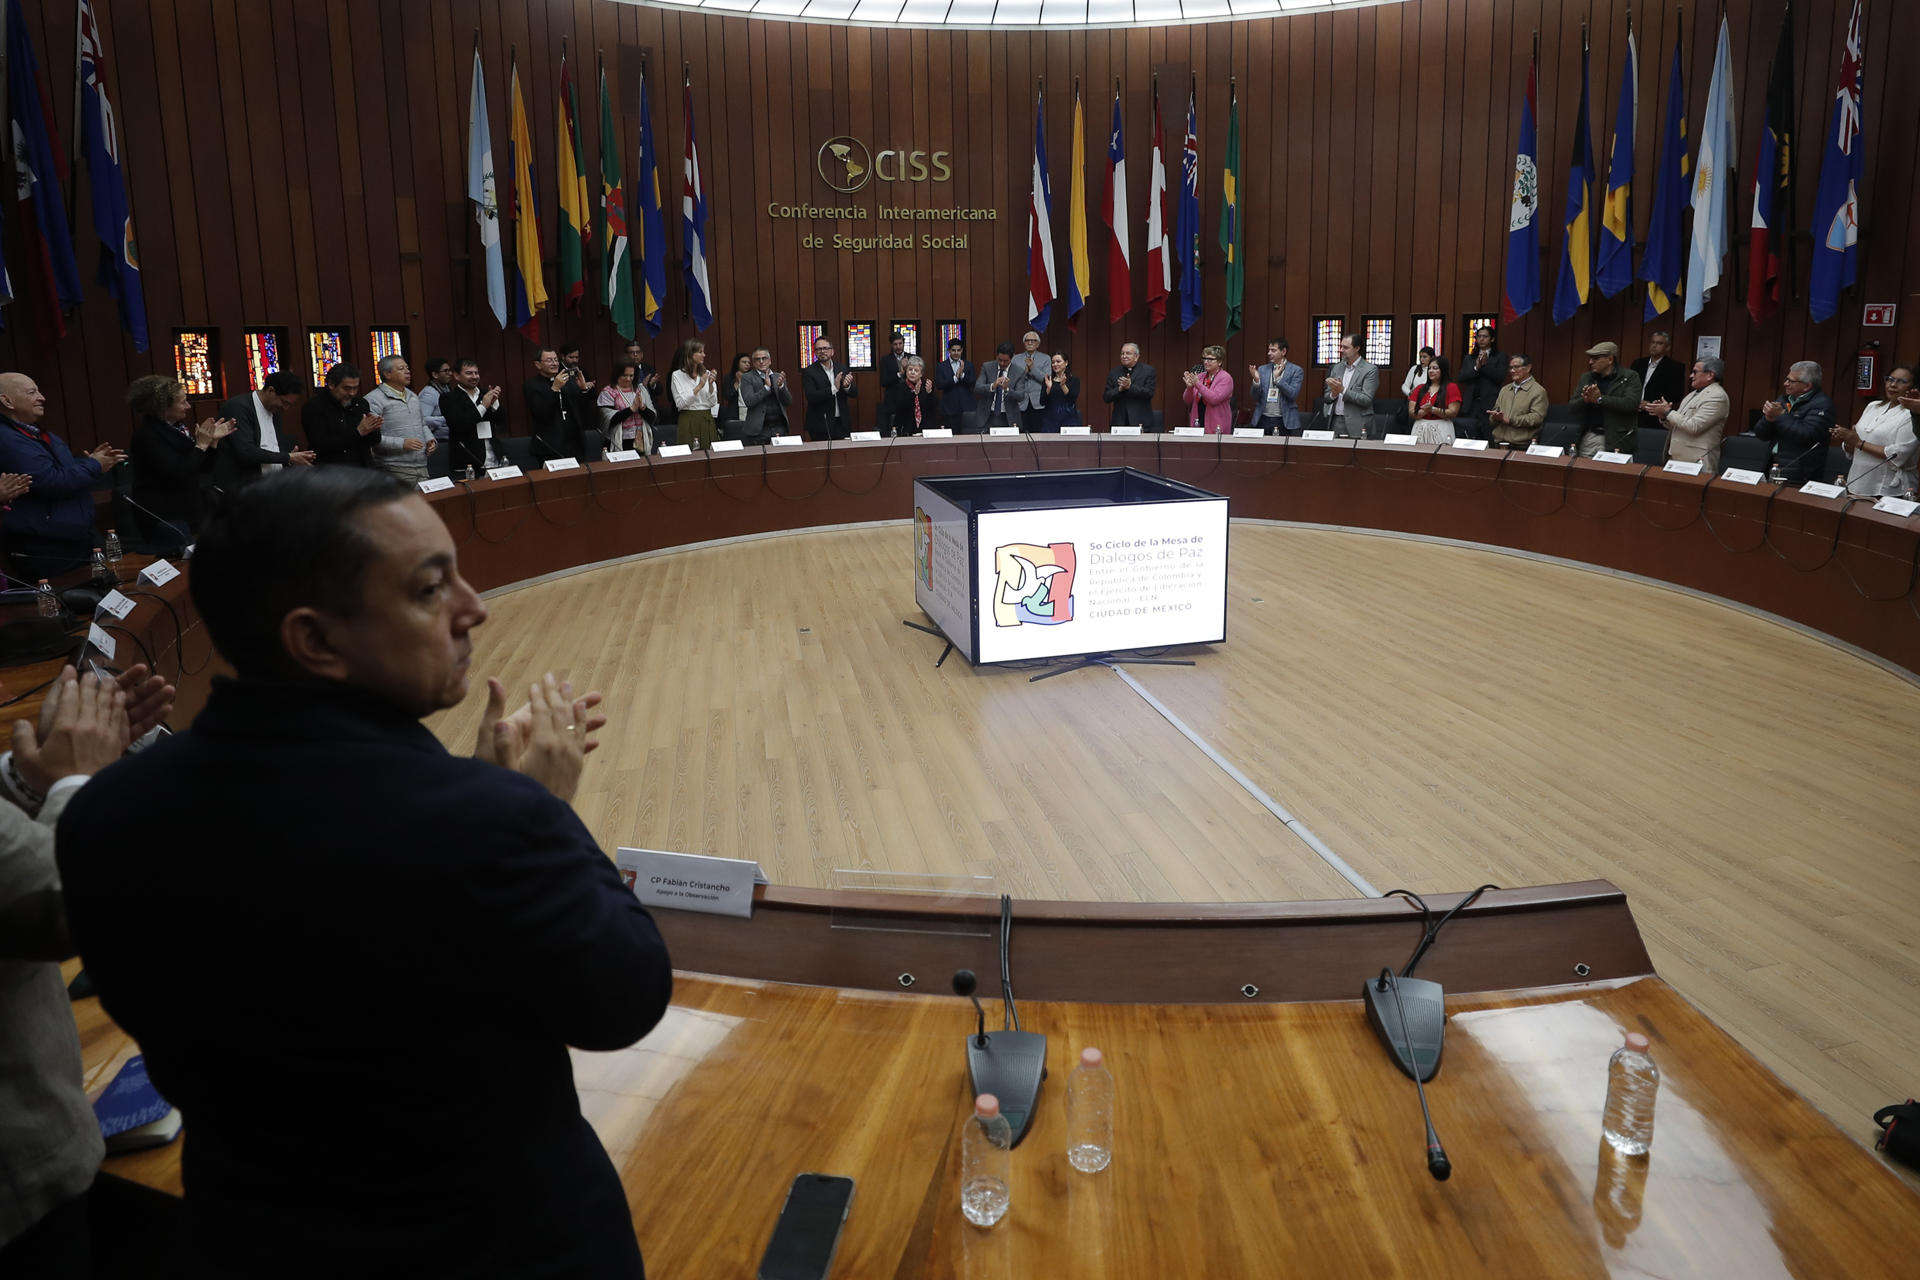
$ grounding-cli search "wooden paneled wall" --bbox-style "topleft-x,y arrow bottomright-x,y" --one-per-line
6,0 -> 1917,451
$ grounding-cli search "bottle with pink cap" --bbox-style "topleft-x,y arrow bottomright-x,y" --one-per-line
1601,1031 -> 1659,1156
1066,1047 -> 1114,1172
961,1093 -> 1012,1226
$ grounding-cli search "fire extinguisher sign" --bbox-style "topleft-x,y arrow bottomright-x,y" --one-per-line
1863,304 -> 1897,327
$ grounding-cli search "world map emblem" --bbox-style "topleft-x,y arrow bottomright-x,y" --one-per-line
1509,156 -> 1538,230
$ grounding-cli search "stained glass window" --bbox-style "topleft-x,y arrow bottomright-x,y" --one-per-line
172,329 -> 217,397
798,321 -> 826,371
892,322 -> 920,356
1464,315 -> 1499,351
1312,317 -> 1344,367
1413,315 -> 1445,362
370,327 -> 407,368
308,329 -> 349,387
846,321 -> 875,370
244,328 -> 284,390
1362,316 -> 1394,368
937,320 -> 966,354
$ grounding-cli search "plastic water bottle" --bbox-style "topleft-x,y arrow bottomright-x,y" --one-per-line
1602,1032 -> 1659,1156
1066,1047 -> 1114,1172
35,579 -> 59,617
91,546 -> 110,581
103,529 -> 123,567
960,1093 -> 1011,1227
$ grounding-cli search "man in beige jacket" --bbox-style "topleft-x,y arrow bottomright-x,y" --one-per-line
1646,357 -> 1730,473
1486,353 -> 1550,446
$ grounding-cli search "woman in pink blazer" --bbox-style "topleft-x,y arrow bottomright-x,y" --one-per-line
1182,345 -> 1236,433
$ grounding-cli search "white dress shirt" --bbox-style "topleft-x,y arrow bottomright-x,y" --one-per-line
252,391 -> 282,474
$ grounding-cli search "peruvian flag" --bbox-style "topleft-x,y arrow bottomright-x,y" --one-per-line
1027,89 -> 1057,332
1103,89 -> 1132,324
1145,90 -> 1170,328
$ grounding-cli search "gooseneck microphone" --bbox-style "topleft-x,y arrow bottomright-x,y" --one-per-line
952,969 -> 988,1048
1378,967 -> 1451,1181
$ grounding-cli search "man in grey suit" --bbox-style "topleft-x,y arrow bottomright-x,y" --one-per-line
738,348 -> 793,445
975,343 -> 1021,430
1102,343 -> 1157,427
214,372 -> 315,491
1247,338 -> 1305,435
1324,333 -> 1379,438
1008,331 -> 1055,433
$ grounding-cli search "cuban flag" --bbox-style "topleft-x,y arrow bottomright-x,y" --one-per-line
77,0 -> 148,350
681,81 -> 712,332
1808,0 -> 1865,324
1027,89 -> 1057,333
1103,89 -> 1131,324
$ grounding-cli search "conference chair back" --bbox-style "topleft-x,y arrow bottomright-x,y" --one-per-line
1718,433 -> 1771,476
1633,426 -> 1671,465
1537,422 -> 1583,451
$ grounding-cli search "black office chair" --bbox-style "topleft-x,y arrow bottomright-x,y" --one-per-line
1544,401 -> 1581,424
1537,422 -> 1583,451
1147,410 -> 1165,433
1633,426 -> 1671,465
498,436 -> 539,470
1718,433 -> 1771,475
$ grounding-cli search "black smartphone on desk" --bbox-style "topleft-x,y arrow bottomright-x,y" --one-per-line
758,1173 -> 855,1280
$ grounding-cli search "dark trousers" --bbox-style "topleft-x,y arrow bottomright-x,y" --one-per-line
0,1174 -> 188,1280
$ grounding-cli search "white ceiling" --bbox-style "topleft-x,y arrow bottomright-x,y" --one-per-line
618,0 -> 1408,33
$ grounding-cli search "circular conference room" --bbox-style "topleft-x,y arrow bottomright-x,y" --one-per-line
6,0 -> 1920,1276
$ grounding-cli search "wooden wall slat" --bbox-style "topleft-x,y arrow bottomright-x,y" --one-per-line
4,0 -> 1912,447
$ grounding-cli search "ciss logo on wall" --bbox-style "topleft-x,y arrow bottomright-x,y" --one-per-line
817,135 -> 951,193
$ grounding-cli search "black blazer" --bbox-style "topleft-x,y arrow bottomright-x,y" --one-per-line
301,391 -> 375,467
213,393 -> 300,491
802,362 -> 857,440
1455,348 -> 1507,422
442,386 -> 507,471
1102,363 -> 1157,425
882,381 -> 941,435
1632,355 -> 1688,432
56,679 -> 670,1278
128,415 -> 216,537
933,358 -> 977,416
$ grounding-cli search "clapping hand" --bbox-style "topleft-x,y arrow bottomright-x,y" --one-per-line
358,413 -> 385,436
1581,384 -> 1601,404
193,416 -> 238,448
0,472 -> 29,503
473,672 -> 608,803
88,443 -> 127,468
13,666 -> 129,794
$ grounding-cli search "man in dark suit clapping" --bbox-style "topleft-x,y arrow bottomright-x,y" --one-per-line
56,468 -> 672,1279
1102,343 -> 1157,427
214,371 -> 315,491
802,336 -> 857,440
1631,330 -> 1686,435
933,338 -> 976,431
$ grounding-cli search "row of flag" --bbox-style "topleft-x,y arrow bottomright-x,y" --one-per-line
468,43 -> 712,343
1507,0 -> 1867,330
1026,81 -> 1243,339
0,0 -> 149,351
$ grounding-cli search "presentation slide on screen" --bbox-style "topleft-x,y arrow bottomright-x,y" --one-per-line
973,501 -> 1228,663
913,484 -> 975,661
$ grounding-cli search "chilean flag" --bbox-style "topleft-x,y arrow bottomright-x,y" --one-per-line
1103,89 -> 1131,324
1027,89 -> 1057,333
1145,91 -> 1170,328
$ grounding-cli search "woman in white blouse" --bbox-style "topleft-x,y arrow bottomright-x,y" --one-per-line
1833,363 -> 1918,496
669,340 -> 720,450
1400,346 -> 1437,397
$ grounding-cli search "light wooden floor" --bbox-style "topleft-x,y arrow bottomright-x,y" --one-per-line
426,522 -> 1920,1163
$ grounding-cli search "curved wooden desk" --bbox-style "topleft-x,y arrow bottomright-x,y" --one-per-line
425,436 -> 1920,676
77,965 -> 1920,1275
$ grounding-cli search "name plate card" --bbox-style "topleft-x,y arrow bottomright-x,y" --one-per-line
485,465 -> 524,480
771,435 -> 804,447
1301,429 -> 1337,440
850,431 -> 882,441
1061,425 -> 1093,436
1663,460 -> 1704,476
543,457 -> 581,471
1719,468 -> 1765,485
1449,438 -> 1489,451
86,622 -> 116,661
96,589 -> 136,620
1173,426 -> 1205,436
709,440 -> 744,452
1593,451 -> 1633,465
417,476 -> 455,494
657,445 -> 693,458
1232,427 -> 1267,438
138,559 -> 180,587
1800,480 -> 1846,499
990,426 -> 1021,436
1526,444 -> 1565,458
1109,425 -> 1142,436
1383,433 -> 1419,445
615,848 -> 768,919
1873,495 -> 1919,518
921,427 -> 954,438
603,449 -> 641,462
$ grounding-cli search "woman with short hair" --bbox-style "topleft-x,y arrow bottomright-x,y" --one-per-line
127,375 -> 235,552
1834,363 -> 1919,497
1181,346 -> 1235,433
